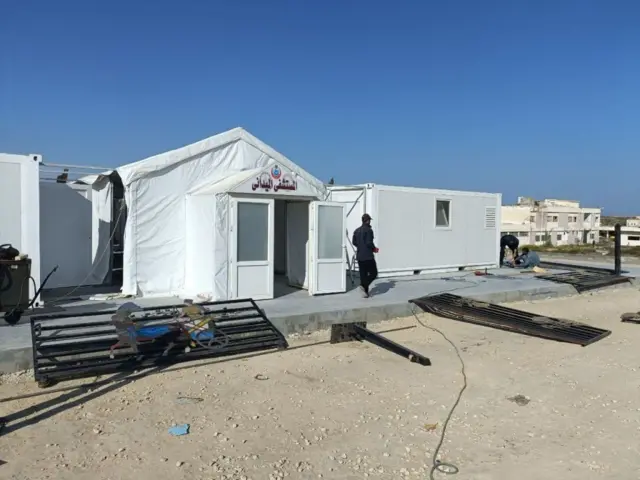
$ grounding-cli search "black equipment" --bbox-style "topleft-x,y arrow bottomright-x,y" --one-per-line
0,258 -> 32,315
0,241 -> 57,325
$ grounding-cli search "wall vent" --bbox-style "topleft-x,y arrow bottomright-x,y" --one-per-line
485,207 -> 497,229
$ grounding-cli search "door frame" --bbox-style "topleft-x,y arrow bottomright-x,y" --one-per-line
228,196 -> 275,300
308,201 -> 347,295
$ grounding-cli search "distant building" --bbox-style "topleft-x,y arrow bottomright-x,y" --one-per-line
599,217 -> 640,247
626,217 -> 640,228
501,197 -> 601,246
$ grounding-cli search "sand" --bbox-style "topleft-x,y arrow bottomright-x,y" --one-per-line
1,286 -> 640,479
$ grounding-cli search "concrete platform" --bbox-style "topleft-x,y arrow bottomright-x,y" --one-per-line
1,263 -> 636,374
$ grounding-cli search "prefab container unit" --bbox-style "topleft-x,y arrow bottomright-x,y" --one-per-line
328,184 -> 502,277
1,153 -> 118,306
0,153 -> 43,305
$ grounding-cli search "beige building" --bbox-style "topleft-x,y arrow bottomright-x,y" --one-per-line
501,197 -> 601,246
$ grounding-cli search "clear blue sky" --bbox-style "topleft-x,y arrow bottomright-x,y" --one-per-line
2,1 -> 639,214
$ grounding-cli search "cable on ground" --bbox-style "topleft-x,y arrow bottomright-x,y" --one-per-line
410,305 -> 468,480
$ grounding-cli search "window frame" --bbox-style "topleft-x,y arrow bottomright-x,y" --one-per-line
434,198 -> 452,229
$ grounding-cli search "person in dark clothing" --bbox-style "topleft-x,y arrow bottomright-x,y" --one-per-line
352,213 -> 379,298
499,234 -> 520,267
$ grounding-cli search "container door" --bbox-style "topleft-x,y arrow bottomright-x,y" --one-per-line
229,197 -> 274,300
308,201 -> 347,295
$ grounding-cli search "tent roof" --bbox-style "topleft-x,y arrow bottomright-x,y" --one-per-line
116,127 -> 327,199
189,167 -> 263,196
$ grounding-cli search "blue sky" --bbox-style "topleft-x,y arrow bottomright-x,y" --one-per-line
1,0 -> 639,214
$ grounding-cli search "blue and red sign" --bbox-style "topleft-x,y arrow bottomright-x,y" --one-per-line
270,165 -> 282,180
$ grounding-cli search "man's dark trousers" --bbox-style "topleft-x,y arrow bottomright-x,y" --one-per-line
358,259 -> 378,294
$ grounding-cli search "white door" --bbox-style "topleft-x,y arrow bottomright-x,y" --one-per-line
308,201 -> 347,295
229,197 -> 274,300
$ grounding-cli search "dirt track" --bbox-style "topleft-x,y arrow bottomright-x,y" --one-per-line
1,287 -> 640,480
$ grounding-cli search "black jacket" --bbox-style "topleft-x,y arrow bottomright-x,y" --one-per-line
500,234 -> 519,250
352,224 -> 376,261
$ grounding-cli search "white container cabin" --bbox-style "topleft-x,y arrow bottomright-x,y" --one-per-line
328,184 -> 501,278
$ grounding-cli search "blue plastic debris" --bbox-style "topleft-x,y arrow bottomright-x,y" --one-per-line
168,424 -> 190,436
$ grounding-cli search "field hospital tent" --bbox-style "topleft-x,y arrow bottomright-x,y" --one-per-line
115,127 -> 349,301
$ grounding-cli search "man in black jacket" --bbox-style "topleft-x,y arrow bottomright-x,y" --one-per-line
352,213 -> 379,298
499,234 -> 520,267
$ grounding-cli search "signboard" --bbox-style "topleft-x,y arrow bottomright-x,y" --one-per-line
250,165 -> 298,193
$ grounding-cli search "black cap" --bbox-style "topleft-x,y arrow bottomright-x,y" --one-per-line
362,213 -> 372,222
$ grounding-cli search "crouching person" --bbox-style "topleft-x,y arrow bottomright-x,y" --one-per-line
514,247 -> 541,269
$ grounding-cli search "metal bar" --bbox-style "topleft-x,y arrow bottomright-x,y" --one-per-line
35,311 -> 264,332
538,261 -> 618,275
37,337 -> 281,383
41,162 -> 112,171
615,223 -> 622,275
353,324 -> 431,365
30,301 -> 256,323
36,334 -> 283,371
329,322 -> 430,366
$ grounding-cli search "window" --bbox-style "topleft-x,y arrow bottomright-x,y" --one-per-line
237,202 -> 269,262
529,216 -> 535,223
557,234 -> 562,241
535,235 -> 541,242
317,205 -> 344,259
435,200 -> 451,227
590,233 -> 595,239
568,215 -> 577,223
628,236 -> 640,242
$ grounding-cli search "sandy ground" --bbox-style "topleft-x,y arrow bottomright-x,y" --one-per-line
2,287 -> 640,480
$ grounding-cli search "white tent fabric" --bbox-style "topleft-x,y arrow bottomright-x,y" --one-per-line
89,175 -> 114,285
115,127 -> 328,297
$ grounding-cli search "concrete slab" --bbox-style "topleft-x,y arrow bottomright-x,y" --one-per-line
0,265 -> 633,374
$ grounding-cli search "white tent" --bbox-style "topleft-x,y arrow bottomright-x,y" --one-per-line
115,127 -> 348,300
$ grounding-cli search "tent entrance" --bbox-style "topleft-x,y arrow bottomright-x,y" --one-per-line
274,199 -> 310,297
229,196 -> 347,300
228,197 -> 310,300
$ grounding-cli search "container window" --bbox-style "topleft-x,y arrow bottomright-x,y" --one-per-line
436,200 -> 450,227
